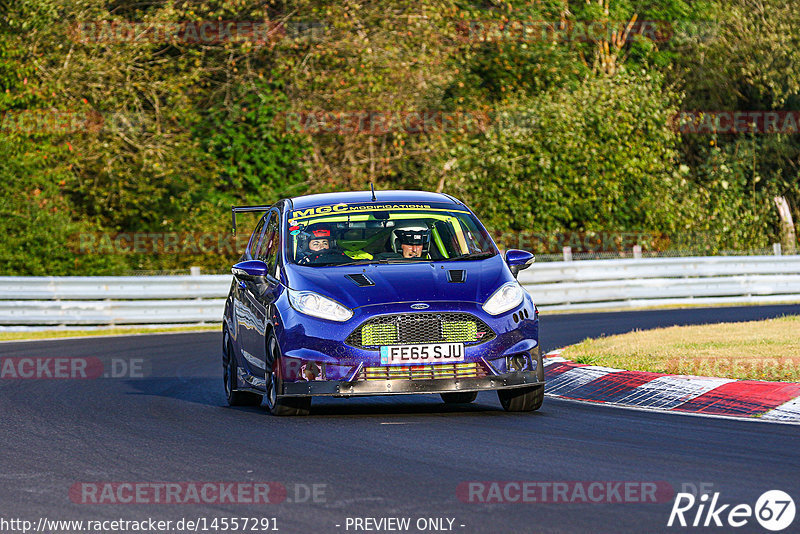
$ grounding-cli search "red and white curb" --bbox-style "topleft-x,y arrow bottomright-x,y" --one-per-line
543,350 -> 800,423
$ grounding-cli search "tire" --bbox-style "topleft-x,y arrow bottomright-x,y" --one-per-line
440,391 -> 478,404
265,333 -> 311,416
497,384 -> 544,412
223,334 -> 263,407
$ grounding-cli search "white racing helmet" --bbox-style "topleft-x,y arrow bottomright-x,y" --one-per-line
391,224 -> 430,254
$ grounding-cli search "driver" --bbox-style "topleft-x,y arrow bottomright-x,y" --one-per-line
297,226 -> 347,265
308,233 -> 330,253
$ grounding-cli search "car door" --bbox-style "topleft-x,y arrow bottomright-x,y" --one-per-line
231,213 -> 268,388
239,208 -> 282,388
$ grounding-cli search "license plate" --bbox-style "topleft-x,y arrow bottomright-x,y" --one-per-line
380,343 -> 465,365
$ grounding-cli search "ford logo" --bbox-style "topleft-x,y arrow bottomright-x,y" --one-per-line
410,303 -> 429,310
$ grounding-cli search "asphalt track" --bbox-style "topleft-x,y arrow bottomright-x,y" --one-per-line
1,305 -> 800,534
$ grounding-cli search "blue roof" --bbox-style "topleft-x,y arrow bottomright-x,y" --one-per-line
289,190 -> 462,210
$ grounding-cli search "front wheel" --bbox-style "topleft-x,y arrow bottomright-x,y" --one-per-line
224,338 -> 263,407
265,333 -> 311,416
497,385 -> 544,412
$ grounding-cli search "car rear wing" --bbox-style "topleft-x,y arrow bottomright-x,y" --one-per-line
231,205 -> 272,236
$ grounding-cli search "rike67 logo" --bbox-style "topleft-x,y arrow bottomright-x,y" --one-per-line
668,490 -> 795,531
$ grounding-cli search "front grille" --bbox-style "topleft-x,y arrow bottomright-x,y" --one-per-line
346,312 -> 495,350
360,362 -> 486,381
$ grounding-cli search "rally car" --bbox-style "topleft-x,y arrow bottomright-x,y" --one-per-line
222,190 -> 542,415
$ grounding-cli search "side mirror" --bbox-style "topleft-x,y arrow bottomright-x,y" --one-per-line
232,260 -> 268,282
232,260 -> 280,292
505,249 -> 535,278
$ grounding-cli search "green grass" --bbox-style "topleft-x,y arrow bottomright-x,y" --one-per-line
0,325 -> 220,342
560,315 -> 800,382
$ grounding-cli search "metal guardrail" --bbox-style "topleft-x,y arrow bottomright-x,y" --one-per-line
0,256 -> 798,325
0,276 -> 231,325
518,255 -> 800,310
0,276 -> 232,300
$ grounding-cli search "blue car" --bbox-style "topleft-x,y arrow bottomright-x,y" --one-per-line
222,190 -> 542,415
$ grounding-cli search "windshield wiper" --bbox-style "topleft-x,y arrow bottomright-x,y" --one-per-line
330,259 -> 389,266
442,251 -> 495,261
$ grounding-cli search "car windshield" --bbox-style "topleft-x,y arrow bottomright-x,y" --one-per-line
285,203 -> 497,266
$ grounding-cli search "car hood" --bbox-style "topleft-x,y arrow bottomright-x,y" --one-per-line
284,254 -> 513,310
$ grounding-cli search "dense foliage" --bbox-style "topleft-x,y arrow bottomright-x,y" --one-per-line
1,0 -> 798,273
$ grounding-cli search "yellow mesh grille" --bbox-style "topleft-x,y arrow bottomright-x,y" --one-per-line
362,362 -> 483,381
348,313 -> 495,348
362,323 -> 397,346
442,321 -> 477,342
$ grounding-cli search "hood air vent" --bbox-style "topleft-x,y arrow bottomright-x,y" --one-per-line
447,270 -> 466,283
345,273 -> 375,287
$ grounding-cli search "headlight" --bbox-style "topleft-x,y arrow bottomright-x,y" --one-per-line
482,281 -> 524,315
288,288 -> 353,322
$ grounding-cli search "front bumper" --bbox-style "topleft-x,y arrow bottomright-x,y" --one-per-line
281,370 -> 541,397
276,298 -> 539,369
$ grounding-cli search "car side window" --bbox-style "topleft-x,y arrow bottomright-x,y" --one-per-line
247,216 -> 267,258
257,210 -> 280,274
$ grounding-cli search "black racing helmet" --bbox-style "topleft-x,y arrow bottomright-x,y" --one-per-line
298,223 -> 335,255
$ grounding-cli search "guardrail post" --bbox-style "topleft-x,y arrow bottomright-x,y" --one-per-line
773,243 -> 782,256
190,266 -> 202,275
562,246 -> 573,262
774,195 -> 797,254
633,245 -> 642,259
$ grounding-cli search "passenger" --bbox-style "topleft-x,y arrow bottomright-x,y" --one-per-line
393,227 -> 430,259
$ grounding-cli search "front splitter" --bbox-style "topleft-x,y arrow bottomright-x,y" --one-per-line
281,371 -> 541,397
